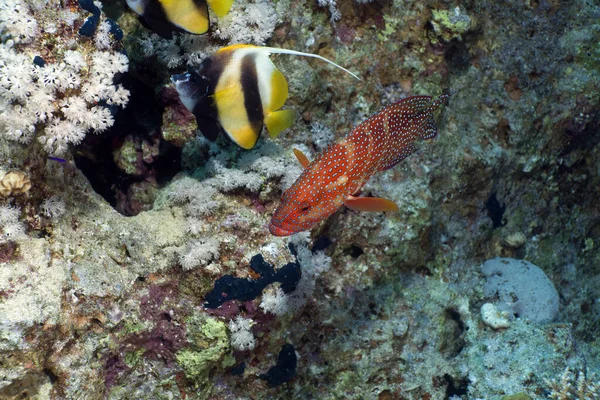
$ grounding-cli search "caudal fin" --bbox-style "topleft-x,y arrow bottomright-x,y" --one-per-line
207,0 -> 234,18
265,109 -> 296,138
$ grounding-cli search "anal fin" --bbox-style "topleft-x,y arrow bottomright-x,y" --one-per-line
344,195 -> 399,212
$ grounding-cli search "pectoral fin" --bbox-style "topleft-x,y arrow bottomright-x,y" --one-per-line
344,195 -> 399,212
293,148 -> 310,168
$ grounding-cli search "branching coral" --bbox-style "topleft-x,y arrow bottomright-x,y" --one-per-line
40,196 -> 66,219
545,368 -> 599,400
214,0 -> 278,45
179,237 -> 221,271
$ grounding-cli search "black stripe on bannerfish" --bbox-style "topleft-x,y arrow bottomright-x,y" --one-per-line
192,0 -> 210,17
196,117 -> 222,141
240,54 -> 264,133
142,0 -> 174,39
199,49 -> 229,89
192,52 -> 230,141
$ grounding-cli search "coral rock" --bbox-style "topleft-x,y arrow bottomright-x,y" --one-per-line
503,232 -> 527,249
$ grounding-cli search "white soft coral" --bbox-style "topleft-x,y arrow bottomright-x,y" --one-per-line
0,205 -> 26,244
229,316 -> 256,351
260,285 -> 290,316
0,0 -> 39,43
0,7 -> 130,155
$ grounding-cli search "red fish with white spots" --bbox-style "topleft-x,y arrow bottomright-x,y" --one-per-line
269,93 -> 451,236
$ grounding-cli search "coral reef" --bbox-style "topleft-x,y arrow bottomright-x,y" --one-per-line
1,0 -> 599,399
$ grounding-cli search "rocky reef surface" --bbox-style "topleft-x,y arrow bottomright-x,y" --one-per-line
1,0 -> 599,399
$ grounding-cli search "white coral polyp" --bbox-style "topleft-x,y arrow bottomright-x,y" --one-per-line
0,0 -> 39,44
0,205 -> 26,244
229,316 -> 256,351
0,6 -> 131,155
63,50 -> 86,71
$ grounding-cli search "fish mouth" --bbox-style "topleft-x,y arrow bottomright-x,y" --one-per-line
268,221 -> 296,237
170,73 -> 190,84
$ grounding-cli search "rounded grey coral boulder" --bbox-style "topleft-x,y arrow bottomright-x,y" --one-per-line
482,258 -> 559,324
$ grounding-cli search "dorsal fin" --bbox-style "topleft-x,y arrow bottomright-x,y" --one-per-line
255,46 -> 360,81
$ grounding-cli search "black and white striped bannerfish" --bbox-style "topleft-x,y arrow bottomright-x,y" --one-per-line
171,44 -> 360,150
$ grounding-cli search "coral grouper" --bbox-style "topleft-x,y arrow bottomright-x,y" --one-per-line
269,93 -> 452,236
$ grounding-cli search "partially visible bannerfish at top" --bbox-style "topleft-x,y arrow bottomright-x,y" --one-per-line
171,44 -> 359,150
269,93 -> 452,236
126,0 -> 233,39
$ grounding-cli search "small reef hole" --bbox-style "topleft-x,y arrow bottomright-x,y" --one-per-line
439,308 -> 466,358
485,192 -> 506,228
444,373 -> 469,398
444,40 -> 471,72
43,368 -> 58,384
347,245 -> 364,258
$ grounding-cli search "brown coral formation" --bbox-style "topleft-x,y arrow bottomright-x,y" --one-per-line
0,171 -> 31,197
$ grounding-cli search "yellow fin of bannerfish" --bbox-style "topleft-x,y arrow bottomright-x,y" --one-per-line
207,0 -> 234,18
269,66 -> 289,112
161,0 -> 209,34
265,109 -> 296,138
228,125 -> 261,150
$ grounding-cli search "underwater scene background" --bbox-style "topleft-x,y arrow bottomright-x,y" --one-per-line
0,0 -> 599,398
